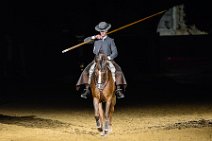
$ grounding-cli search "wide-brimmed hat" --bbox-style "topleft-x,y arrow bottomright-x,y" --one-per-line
95,21 -> 111,32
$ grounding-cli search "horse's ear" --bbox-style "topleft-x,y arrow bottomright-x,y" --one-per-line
101,56 -> 108,68
94,55 -> 99,62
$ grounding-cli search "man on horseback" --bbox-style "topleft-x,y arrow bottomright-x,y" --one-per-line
76,21 -> 127,99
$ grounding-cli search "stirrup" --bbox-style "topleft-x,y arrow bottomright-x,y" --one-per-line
81,89 -> 90,99
116,89 -> 125,99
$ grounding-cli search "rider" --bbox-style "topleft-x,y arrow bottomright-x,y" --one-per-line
76,21 -> 127,99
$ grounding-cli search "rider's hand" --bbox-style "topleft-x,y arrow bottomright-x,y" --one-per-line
91,36 -> 96,39
95,35 -> 102,39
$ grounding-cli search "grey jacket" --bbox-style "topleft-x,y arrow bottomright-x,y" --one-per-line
84,36 -> 118,60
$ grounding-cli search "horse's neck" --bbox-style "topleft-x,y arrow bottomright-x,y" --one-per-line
105,68 -> 110,81
107,69 -> 113,81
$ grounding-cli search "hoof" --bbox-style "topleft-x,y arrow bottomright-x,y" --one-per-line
96,120 -> 101,128
100,131 -> 105,136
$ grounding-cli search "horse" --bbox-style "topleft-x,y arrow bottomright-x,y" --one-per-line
90,53 -> 116,136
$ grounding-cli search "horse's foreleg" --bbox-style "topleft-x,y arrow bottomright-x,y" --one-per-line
93,98 -> 101,129
109,104 -> 114,125
99,103 -> 104,125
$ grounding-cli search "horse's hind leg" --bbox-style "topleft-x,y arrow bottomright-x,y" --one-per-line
108,105 -> 115,132
104,101 -> 112,132
109,96 -> 116,125
107,104 -> 115,132
107,96 -> 116,133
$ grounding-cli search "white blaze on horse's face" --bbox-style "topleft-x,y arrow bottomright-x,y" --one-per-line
98,70 -> 102,84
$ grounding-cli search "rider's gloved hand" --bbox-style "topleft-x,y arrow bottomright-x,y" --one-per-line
107,56 -> 111,60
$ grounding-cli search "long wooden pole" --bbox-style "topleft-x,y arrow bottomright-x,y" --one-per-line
62,10 -> 166,53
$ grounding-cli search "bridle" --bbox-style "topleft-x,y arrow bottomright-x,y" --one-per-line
94,54 -> 109,91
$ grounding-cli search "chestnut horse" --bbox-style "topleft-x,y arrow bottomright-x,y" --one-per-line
90,53 -> 116,135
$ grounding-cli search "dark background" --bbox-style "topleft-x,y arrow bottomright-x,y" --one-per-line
1,1 -> 212,105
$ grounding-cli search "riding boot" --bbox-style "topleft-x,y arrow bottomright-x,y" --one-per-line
115,85 -> 125,99
81,85 -> 90,99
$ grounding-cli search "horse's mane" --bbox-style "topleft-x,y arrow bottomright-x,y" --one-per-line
95,54 -> 109,70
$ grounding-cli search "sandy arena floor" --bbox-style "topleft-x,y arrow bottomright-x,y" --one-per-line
1,99 -> 212,141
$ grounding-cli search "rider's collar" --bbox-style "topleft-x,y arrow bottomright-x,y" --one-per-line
102,36 -> 107,41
